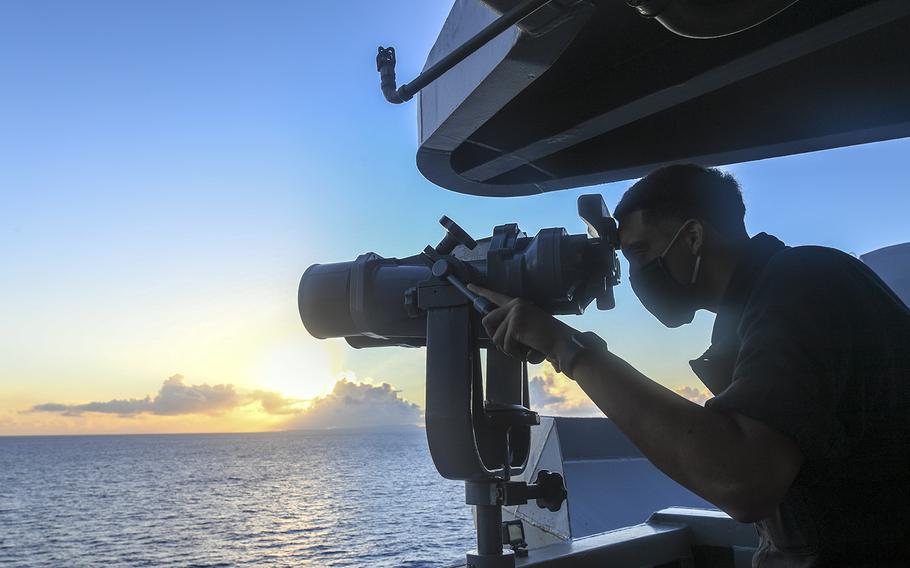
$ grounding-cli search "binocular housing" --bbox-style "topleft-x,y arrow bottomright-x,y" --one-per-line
299,194 -> 620,347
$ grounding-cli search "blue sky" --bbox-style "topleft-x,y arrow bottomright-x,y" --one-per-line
1,0 -> 908,434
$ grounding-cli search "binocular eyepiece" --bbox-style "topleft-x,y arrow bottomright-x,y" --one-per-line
298,194 -> 620,349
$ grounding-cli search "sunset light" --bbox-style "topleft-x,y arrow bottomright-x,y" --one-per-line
3,1 -> 909,566
256,337 -> 339,402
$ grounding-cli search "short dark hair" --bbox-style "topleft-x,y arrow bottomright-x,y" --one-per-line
614,164 -> 747,238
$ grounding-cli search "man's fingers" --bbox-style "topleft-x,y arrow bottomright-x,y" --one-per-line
492,316 -> 510,354
494,317 -> 537,360
501,319 -> 529,360
481,305 -> 510,336
467,283 -> 514,307
473,289 -> 537,360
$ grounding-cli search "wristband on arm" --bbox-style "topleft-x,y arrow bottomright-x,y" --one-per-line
549,331 -> 608,378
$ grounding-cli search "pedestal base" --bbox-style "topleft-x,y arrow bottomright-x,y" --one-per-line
466,547 -> 515,568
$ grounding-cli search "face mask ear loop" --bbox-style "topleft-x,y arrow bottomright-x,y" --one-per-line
660,221 -> 690,258
690,255 -> 702,285
660,219 -> 700,259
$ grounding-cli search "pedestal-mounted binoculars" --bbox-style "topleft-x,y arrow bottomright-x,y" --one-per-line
300,194 -> 620,346
298,194 -> 620,567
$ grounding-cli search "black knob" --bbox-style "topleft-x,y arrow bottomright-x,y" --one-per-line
533,470 -> 567,513
435,215 -> 477,254
431,258 -> 451,279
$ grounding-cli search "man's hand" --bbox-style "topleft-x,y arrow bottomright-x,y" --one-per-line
467,284 -> 575,361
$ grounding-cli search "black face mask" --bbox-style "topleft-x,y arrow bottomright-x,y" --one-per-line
629,221 -> 702,328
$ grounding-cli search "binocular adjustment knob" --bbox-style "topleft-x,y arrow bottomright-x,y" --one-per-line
436,215 -> 477,254
533,470 -> 568,513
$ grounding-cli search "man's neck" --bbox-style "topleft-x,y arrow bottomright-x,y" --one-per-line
699,237 -> 750,313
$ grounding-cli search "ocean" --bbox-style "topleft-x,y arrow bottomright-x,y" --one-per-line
0,429 -> 476,567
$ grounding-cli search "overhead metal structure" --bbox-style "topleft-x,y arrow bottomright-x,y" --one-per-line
398,0 -> 910,196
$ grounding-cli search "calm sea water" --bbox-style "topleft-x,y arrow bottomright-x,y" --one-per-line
0,429 -> 476,567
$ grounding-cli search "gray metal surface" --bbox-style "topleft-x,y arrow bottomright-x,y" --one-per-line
502,417 -> 714,549
417,0 -> 594,196
449,506 -> 759,567
861,242 -> 910,307
515,522 -> 692,567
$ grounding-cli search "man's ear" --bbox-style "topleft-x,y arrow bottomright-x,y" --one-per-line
684,219 -> 705,256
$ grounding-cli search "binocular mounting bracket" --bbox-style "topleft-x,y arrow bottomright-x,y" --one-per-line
419,219 -> 568,568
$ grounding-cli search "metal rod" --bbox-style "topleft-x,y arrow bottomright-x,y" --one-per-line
442,270 -> 546,364
406,0 -> 551,96
378,0 -> 553,103
444,274 -> 497,317
475,504 -> 504,555
502,426 -> 512,482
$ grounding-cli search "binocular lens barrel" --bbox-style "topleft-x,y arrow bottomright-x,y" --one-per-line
298,254 -> 432,343
298,261 -> 358,339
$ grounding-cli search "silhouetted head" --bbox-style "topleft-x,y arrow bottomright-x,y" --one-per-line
615,164 -> 749,326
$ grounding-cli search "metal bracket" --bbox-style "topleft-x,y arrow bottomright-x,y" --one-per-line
376,0 -> 555,103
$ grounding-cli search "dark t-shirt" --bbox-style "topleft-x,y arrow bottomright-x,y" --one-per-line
690,233 -> 910,566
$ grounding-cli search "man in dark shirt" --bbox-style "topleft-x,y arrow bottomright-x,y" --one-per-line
469,164 -> 910,566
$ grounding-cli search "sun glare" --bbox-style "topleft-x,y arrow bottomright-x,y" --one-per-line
257,338 -> 338,401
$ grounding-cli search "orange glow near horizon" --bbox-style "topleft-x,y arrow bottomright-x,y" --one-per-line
0,404 -> 290,437
255,338 -> 339,401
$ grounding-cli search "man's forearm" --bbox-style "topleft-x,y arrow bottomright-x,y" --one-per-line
567,346 -> 798,522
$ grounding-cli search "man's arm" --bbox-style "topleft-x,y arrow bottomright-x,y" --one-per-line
568,346 -> 802,523
468,284 -> 803,523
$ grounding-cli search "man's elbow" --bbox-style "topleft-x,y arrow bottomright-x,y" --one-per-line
715,411 -> 804,524
717,481 -> 789,523
724,500 -> 776,524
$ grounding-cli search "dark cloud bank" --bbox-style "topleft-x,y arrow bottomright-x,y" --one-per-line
27,375 -> 422,429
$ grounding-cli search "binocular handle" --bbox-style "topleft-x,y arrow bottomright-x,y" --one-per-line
431,258 -> 547,365
475,299 -> 547,365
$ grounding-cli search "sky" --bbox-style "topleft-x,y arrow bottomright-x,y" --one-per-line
1,0 -> 908,435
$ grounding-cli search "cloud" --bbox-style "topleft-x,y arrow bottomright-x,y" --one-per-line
29,403 -> 73,413
285,378 -> 422,430
20,369 -> 713,434
528,364 -> 602,417
28,375 -> 269,417
528,365 -> 712,413
150,374 -> 241,415
674,385 -> 711,406
249,390 -> 301,415
26,374 -> 422,430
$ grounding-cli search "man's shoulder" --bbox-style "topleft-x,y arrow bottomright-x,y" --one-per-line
764,244 -> 859,277
746,245 -> 863,313
757,244 -> 868,292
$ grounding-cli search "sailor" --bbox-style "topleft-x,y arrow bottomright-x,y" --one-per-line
469,163 -> 910,566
